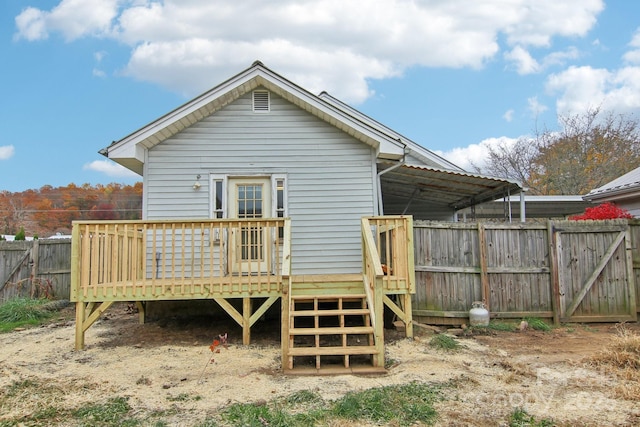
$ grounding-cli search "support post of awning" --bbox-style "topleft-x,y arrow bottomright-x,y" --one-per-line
520,191 -> 526,222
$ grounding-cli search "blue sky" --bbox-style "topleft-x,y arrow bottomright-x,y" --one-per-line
2,0 -> 640,193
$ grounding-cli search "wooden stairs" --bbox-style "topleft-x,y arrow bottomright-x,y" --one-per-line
283,275 -> 386,375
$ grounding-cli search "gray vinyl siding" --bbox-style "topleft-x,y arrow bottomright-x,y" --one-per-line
144,90 -> 376,274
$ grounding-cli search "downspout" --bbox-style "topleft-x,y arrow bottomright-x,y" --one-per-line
376,145 -> 407,216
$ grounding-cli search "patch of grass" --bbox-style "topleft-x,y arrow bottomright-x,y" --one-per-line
587,324 -> 640,400
219,382 -> 443,427
166,393 -> 202,402
429,334 -> 461,351
525,317 -> 552,332
0,378 -> 72,425
221,401 -> 312,427
72,397 -> 139,426
0,298 -> 53,332
508,407 -> 554,426
487,320 -> 517,332
331,382 -> 440,426
284,389 -> 323,406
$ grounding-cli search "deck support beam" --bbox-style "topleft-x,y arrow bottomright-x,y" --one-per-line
74,301 -> 115,350
213,297 -> 281,345
383,294 -> 413,338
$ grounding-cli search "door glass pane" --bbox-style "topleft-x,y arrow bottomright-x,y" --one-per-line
237,184 -> 263,219
237,184 -> 264,261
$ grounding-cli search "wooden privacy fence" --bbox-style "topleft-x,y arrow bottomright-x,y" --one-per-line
0,239 -> 72,302
412,219 -> 639,324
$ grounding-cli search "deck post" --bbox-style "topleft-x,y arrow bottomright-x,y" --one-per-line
135,301 -> 146,324
373,278 -> 385,368
242,297 -> 252,345
75,302 -> 85,350
402,293 -> 413,338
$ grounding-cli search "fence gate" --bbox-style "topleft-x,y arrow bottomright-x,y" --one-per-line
0,240 -> 72,302
553,221 -> 637,323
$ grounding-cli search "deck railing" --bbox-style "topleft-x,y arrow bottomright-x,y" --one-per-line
363,216 -> 415,294
71,218 -> 291,302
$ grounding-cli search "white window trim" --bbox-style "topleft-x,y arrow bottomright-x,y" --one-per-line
209,174 -> 227,219
272,174 -> 288,219
209,173 -> 287,219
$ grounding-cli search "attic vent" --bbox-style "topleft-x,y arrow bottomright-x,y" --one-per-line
253,90 -> 270,112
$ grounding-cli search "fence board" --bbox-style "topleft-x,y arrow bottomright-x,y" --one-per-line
413,220 -> 637,325
0,239 -> 71,302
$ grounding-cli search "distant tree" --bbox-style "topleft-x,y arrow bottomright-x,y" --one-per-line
570,202 -> 633,220
473,136 -> 538,185
479,108 -> 640,195
0,183 -> 142,236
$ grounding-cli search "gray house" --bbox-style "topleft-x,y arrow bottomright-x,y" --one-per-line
73,61 -> 522,373
102,60 -> 521,269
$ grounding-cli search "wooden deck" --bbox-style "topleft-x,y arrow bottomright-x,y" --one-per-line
70,216 -> 415,374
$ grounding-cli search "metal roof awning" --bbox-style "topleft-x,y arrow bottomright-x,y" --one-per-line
379,163 -> 523,212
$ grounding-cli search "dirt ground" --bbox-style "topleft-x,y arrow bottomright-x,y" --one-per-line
1,303 -> 639,426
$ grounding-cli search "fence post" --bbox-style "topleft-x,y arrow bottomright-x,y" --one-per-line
30,240 -> 39,297
547,220 -> 561,325
624,225 -> 638,321
477,223 -> 490,312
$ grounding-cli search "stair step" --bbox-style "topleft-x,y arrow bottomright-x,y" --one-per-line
288,345 -> 378,357
289,326 -> 374,335
290,308 -> 370,317
284,365 -> 386,376
291,294 -> 367,301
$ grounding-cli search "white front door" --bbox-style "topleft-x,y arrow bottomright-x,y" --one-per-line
228,177 -> 272,274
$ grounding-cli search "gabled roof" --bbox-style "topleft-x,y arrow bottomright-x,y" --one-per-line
584,166 -> 640,202
101,61 -> 407,175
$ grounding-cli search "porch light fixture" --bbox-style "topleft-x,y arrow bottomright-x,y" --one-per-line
193,174 -> 201,190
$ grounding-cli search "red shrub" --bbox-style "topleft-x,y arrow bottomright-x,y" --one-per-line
570,202 -> 633,220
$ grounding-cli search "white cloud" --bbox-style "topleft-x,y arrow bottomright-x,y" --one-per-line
94,50 -> 107,62
545,29 -> 640,116
527,96 -> 548,117
0,145 -> 15,160
505,46 -> 540,74
14,0 -> 605,103
623,28 -> 640,64
84,160 -> 139,178
503,109 -> 514,122
14,0 -> 119,41
436,136 -> 519,172
546,65 -> 640,115
505,46 -> 580,75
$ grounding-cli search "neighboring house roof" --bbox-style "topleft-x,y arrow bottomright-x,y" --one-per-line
584,166 -> 640,202
457,195 -> 594,219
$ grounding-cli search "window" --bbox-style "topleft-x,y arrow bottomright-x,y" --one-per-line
211,176 -> 225,218
275,177 -> 286,238
252,90 -> 270,112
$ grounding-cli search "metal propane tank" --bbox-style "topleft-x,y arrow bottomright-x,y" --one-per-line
469,301 -> 490,327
